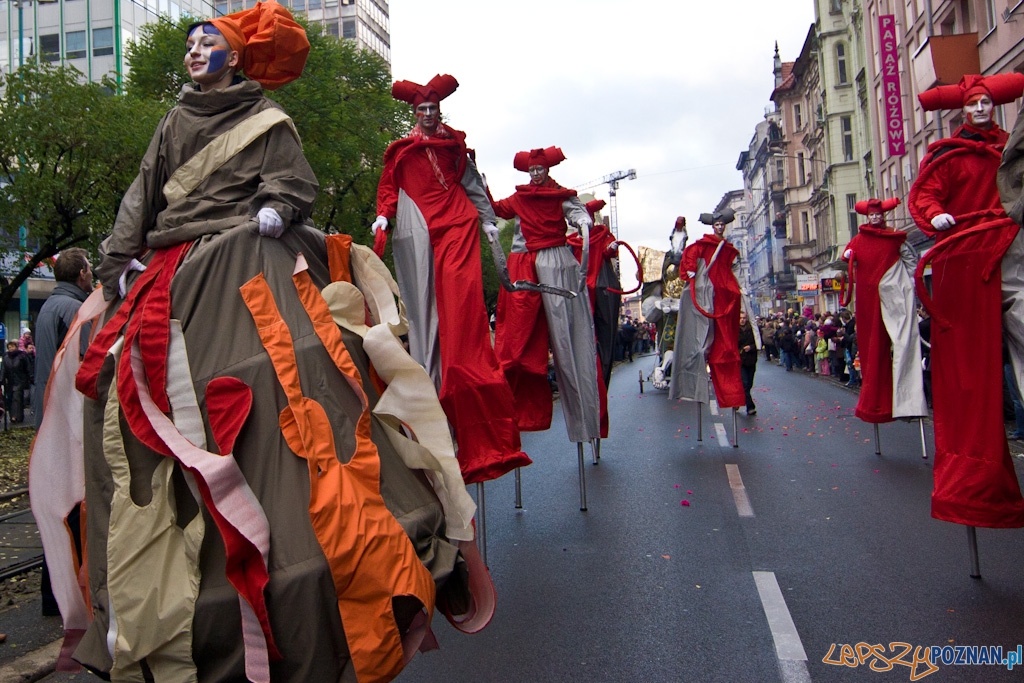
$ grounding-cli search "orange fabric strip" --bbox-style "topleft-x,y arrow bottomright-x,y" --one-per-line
241,272 -> 435,683
326,234 -> 353,284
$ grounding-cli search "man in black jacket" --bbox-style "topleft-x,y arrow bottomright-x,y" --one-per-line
739,312 -> 758,415
1,341 -> 31,423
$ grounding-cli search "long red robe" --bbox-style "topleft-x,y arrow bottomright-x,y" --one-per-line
909,124 -> 1024,528
681,234 -> 744,409
378,129 -> 531,484
843,224 -> 906,423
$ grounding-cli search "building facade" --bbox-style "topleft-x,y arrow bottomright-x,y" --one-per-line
863,0 -> 1024,243
0,0 -> 390,83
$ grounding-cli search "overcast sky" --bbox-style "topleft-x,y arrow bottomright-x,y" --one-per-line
389,0 -> 816,286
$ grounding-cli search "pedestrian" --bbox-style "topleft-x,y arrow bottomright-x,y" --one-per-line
373,73 -> 530,479
33,247 -> 92,618
778,321 -> 796,371
815,329 -> 829,375
0,341 -> 30,422
1004,339 -> 1024,440
620,317 -> 637,362
738,311 -> 757,415
762,320 -> 776,361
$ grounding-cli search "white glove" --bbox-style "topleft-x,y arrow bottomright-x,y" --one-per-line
482,222 -> 500,240
371,215 -> 389,235
257,207 -> 284,238
930,213 -> 956,231
843,248 -> 852,260
118,258 -> 147,298
579,219 -> 593,233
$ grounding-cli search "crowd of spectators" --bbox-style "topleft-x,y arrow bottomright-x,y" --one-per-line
755,308 -> 859,386
616,317 -> 656,362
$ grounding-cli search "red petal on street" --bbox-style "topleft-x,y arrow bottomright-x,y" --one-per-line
687,490 -> 693,494
681,500 -> 690,506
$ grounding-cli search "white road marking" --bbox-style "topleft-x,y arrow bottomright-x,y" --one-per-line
714,422 -> 729,447
709,399 -> 720,416
752,571 -> 811,683
725,464 -> 754,517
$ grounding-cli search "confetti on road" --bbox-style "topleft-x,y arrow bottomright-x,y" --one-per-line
681,500 -> 690,506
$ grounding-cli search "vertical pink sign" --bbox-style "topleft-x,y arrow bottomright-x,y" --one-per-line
878,14 -> 906,156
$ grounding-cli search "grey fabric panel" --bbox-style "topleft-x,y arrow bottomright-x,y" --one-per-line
733,256 -> 762,349
460,156 -> 497,226
878,248 -> 928,418
510,217 -> 527,253
78,224 -> 457,681
535,246 -> 601,442
1003,230 -> 1024,396
561,196 -> 590,229
393,189 -> 442,390
669,263 -> 713,403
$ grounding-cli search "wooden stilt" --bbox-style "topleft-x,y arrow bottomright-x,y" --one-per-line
967,525 -> 981,579
577,443 -> 588,512
476,482 -> 487,567
514,467 -> 522,509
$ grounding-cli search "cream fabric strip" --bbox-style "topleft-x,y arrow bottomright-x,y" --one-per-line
322,245 -> 476,542
102,341 -> 203,683
162,108 -> 299,205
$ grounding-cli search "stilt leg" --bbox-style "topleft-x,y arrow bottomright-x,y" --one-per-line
638,369 -> 644,394
697,403 -> 703,442
967,525 -> 981,579
873,423 -> 881,456
592,438 -> 600,465
577,443 -> 588,512
476,482 -> 487,567
919,419 -> 928,459
732,408 -> 739,448
514,467 -> 523,509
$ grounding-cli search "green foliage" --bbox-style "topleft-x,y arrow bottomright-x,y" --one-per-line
267,18 -> 413,246
124,15 -> 196,105
0,59 -> 164,314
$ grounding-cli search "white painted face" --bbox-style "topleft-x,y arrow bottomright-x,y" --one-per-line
529,165 -> 549,185
415,102 -> 440,134
868,212 -> 884,226
713,221 -> 726,237
184,25 -> 238,90
964,94 -> 994,127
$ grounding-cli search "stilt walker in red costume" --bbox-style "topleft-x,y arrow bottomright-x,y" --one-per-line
841,198 -> 928,457
670,209 -> 759,446
492,147 -> 601,510
373,75 -> 531,487
568,199 -> 630,439
909,74 -> 1024,570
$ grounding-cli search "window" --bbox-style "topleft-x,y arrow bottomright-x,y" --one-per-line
93,27 -> 114,56
847,194 -> 858,237
794,103 -> 803,128
307,0 -> 320,8
830,0 -> 842,11
775,158 -> 784,184
39,34 -> 60,62
841,116 -> 854,161
984,0 -> 996,31
327,21 -> 340,38
797,152 -> 806,182
65,30 -> 86,59
215,1 -> 227,14
342,18 -> 356,39
836,43 -> 849,84
801,211 -> 810,242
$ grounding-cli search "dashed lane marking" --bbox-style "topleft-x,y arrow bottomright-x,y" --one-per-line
752,571 -> 811,683
714,422 -> 730,448
709,399 -> 720,416
725,464 -> 754,517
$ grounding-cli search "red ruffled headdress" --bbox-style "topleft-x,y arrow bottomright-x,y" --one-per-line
204,0 -> 309,90
918,73 -> 1024,111
391,74 -> 459,107
855,197 -> 900,215
513,146 -> 566,172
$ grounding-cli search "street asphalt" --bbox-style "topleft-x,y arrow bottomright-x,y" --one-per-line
8,353 -> 1024,682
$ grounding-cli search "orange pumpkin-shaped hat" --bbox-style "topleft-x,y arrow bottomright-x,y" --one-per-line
200,0 -> 309,90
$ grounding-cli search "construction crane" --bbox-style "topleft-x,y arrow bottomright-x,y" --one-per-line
575,169 -> 637,238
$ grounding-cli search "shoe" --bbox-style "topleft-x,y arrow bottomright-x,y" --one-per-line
747,409 -> 757,416
845,381 -> 855,387
1009,432 -> 1024,441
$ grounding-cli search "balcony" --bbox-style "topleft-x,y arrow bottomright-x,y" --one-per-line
783,241 -> 816,263
912,33 -> 980,94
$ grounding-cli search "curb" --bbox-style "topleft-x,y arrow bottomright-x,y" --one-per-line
0,639 -> 60,682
